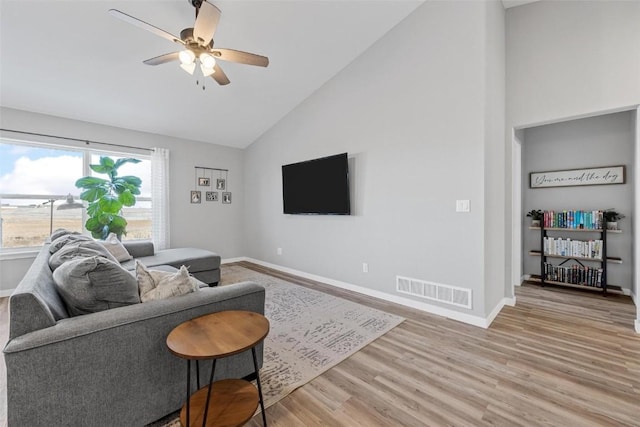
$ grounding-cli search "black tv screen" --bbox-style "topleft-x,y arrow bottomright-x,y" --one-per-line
282,153 -> 350,215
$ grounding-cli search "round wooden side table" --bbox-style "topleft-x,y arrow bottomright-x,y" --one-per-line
166,310 -> 270,427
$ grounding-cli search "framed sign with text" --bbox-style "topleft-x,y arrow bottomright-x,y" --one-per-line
530,165 -> 625,189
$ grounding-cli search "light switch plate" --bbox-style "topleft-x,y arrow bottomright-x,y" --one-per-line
456,200 -> 470,212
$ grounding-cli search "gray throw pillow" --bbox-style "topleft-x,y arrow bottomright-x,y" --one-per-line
49,234 -> 93,254
53,256 -> 141,316
49,241 -> 118,271
50,228 -> 80,241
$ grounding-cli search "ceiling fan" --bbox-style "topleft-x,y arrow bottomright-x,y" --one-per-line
109,0 -> 269,86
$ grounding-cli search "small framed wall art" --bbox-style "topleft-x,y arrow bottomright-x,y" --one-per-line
190,191 -> 201,204
216,179 -> 226,190
198,177 -> 210,186
206,191 -> 218,202
222,192 -> 232,204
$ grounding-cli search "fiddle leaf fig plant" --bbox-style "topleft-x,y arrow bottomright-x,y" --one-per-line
75,156 -> 142,239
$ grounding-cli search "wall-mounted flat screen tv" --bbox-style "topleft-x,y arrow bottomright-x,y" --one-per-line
282,153 -> 350,215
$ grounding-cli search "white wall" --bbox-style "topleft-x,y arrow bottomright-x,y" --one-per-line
483,0 -> 507,315
506,1 -> 640,127
0,107 -> 246,292
244,0 -> 505,319
521,111 -> 635,292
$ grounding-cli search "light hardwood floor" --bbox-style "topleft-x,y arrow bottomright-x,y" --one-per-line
1,262 -> 639,426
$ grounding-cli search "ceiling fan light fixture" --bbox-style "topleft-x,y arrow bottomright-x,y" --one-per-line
200,63 -> 216,77
178,49 -> 196,65
180,62 -> 196,75
199,53 -> 216,69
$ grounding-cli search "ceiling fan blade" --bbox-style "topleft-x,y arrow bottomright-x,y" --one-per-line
143,52 -> 180,66
193,1 -> 221,46
211,63 -> 230,86
109,9 -> 184,46
211,48 -> 269,67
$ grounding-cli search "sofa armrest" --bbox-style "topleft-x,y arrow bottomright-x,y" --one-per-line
122,240 -> 155,258
3,281 -> 266,427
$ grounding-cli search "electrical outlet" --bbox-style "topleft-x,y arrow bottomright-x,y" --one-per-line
277,248 -> 282,255
362,262 -> 368,273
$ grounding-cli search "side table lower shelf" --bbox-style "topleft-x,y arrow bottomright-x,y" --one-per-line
180,379 -> 259,427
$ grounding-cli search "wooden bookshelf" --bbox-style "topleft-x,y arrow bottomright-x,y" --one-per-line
528,211 -> 623,295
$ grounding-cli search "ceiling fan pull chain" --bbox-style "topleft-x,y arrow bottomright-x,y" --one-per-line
194,78 -> 205,91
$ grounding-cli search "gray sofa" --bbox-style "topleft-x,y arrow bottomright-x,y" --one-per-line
3,241 -> 266,426
121,240 -> 222,286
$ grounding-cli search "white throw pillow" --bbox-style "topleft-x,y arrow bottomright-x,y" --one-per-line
136,261 -> 199,302
101,233 -> 133,262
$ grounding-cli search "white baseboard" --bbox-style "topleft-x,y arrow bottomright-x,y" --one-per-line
632,290 -> 640,334
485,297 -> 515,326
610,287 -> 632,297
243,257 -> 509,329
221,257 -> 247,264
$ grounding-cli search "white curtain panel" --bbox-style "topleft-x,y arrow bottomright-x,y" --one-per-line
151,147 -> 170,250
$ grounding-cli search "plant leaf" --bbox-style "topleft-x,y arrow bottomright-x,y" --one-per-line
100,157 -> 115,168
86,201 -> 101,217
98,213 -> 113,225
75,176 -> 108,188
119,190 -> 136,207
113,183 -> 126,194
114,158 -> 141,170
126,184 -> 141,195
85,217 -> 103,233
119,176 -> 142,187
79,187 -> 107,202
113,177 -> 141,194
89,164 -> 111,174
109,215 -> 128,236
98,195 -> 122,213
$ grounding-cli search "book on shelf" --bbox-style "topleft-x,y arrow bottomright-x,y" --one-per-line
543,262 -> 603,287
543,237 -> 603,259
542,209 -> 603,229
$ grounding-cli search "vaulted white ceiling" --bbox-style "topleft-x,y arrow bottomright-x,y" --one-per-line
0,1 -> 424,148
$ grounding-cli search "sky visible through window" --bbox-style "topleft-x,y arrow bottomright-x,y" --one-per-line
0,143 -> 82,205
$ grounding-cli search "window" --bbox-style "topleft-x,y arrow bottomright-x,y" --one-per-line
0,140 -> 152,250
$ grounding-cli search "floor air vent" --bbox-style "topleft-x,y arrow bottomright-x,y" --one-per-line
396,276 -> 472,309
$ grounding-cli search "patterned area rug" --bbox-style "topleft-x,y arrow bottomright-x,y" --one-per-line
151,264 -> 404,426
